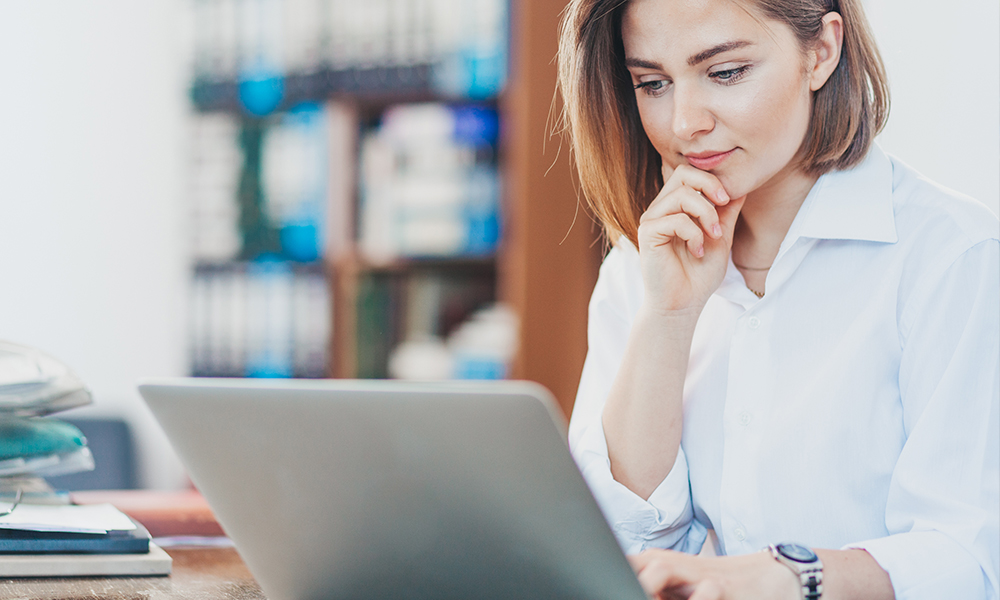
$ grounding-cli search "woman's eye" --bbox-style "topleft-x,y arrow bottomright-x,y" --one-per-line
633,79 -> 669,97
709,65 -> 751,84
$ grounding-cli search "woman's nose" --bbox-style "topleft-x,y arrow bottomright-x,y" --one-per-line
671,84 -> 715,140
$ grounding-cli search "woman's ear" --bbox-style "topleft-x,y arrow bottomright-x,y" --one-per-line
808,12 -> 844,91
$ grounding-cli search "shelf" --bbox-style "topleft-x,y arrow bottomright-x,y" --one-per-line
333,254 -> 497,275
185,0 -> 601,417
191,63 -> 491,114
192,259 -> 328,276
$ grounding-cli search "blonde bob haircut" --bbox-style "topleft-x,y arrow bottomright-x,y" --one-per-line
557,0 -> 890,246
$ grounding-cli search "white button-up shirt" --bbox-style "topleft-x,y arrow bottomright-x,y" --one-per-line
568,146 -> 1000,600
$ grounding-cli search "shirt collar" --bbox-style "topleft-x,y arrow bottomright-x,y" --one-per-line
716,145 -> 898,308
786,143 -> 898,245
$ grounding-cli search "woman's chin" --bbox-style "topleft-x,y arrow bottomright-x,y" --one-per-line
715,174 -> 750,201
715,167 -> 776,202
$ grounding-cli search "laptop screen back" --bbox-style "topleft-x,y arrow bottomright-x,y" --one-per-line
139,378 -> 647,600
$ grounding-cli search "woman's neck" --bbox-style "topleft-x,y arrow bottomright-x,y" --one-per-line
731,163 -> 820,271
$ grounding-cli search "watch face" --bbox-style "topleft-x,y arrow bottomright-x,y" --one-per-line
777,543 -> 818,563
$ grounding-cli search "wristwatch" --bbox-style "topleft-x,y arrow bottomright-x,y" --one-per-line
767,543 -> 823,600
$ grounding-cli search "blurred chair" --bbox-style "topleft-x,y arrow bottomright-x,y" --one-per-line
45,417 -> 138,490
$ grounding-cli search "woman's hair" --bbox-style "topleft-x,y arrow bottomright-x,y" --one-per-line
556,0 -> 890,246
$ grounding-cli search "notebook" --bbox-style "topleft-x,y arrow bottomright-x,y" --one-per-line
0,542 -> 170,577
138,378 -> 647,600
0,518 -> 150,554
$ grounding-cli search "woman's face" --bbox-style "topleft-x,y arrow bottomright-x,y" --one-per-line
622,0 -> 814,199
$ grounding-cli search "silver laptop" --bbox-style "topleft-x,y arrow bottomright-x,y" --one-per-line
139,378 -> 647,600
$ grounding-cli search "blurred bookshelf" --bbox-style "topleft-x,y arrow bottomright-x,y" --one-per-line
185,0 -> 600,416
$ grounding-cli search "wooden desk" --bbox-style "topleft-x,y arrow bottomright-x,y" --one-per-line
0,490 -> 268,599
0,546 -> 266,599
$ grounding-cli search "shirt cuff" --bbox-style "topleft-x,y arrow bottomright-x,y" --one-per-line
844,530 -> 992,600
572,420 -> 695,555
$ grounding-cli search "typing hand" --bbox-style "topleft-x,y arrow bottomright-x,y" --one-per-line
629,549 -> 799,600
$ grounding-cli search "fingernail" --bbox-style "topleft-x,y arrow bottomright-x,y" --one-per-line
712,224 -> 722,238
718,189 -> 730,203
696,245 -> 705,257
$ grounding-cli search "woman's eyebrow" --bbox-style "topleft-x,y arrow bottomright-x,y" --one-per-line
688,40 -> 753,66
624,57 -> 662,70
625,40 -> 754,71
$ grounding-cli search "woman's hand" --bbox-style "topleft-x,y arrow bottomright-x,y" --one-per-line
629,549 -> 800,600
630,547 -> 896,600
638,163 -> 745,317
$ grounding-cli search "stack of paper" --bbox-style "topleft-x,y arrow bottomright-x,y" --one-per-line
0,343 -> 171,577
0,502 -> 171,577
0,341 -> 96,483
0,502 -> 137,534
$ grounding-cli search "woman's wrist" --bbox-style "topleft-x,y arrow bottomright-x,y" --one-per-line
757,548 -> 895,600
635,302 -> 703,340
750,550 -> 803,600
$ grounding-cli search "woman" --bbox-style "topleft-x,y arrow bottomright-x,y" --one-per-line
558,0 -> 999,599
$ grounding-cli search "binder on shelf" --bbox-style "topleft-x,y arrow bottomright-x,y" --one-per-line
261,103 -> 329,263
358,103 -> 501,263
189,113 -> 242,263
355,273 -> 399,379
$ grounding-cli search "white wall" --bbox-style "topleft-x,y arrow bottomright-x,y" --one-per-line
866,0 -> 999,216
0,1 -> 995,491
0,1 -> 189,489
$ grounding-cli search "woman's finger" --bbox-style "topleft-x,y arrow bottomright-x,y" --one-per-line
717,194 -> 747,240
688,580 -> 724,600
641,186 -> 723,240
636,561 -> 679,596
661,163 -> 731,206
661,160 -> 675,187
639,213 -> 706,257
636,558 -> 701,600
628,549 -> 667,573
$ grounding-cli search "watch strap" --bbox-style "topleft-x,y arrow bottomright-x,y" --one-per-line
768,544 -> 823,600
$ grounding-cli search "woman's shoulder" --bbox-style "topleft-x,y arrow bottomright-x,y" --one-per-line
588,237 -> 644,318
597,237 -> 642,278
887,153 -> 999,252
882,154 -> 998,319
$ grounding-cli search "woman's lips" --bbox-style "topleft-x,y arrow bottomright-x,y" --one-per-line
685,149 -> 735,170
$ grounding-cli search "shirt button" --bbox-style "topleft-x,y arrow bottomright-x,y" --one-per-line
748,316 -> 761,330
734,527 -> 746,541
739,412 -> 752,426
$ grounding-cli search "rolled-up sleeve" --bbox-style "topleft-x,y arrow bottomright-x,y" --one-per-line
845,239 -> 1000,600
568,243 -> 701,555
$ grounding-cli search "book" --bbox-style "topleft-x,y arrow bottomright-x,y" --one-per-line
0,518 -> 150,554
0,542 -> 171,578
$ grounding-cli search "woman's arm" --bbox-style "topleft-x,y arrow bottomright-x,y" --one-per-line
601,306 -> 699,500
815,550 -> 894,600
568,242 -> 703,555
602,164 -> 743,499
